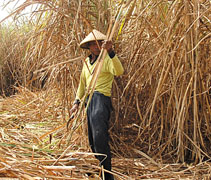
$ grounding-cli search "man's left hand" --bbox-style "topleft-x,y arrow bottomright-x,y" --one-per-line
102,40 -> 113,53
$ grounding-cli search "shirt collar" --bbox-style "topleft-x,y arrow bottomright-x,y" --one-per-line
88,54 -> 99,65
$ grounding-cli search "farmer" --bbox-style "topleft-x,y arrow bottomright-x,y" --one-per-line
70,29 -> 124,180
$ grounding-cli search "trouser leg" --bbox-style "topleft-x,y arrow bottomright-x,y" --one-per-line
87,115 -> 95,153
87,92 -> 114,180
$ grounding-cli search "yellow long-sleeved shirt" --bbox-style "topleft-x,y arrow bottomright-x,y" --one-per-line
76,53 -> 124,101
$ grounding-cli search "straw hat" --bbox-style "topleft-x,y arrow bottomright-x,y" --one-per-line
79,29 -> 107,49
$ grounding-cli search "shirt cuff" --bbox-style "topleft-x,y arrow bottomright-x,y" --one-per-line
108,51 -> 115,59
73,99 -> 80,105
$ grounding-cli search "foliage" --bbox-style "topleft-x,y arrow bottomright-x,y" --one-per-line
0,0 -> 210,165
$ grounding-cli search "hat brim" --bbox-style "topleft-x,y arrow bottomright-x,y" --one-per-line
80,29 -> 107,49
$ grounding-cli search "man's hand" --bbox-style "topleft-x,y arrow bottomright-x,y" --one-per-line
102,40 -> 113,54
69,104 -> 79,115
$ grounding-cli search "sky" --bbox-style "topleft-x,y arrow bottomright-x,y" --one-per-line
0,0 -> 22,22
0,0 -> 36,23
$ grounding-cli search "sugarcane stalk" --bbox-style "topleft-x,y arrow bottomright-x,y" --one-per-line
66,3 -> 125,145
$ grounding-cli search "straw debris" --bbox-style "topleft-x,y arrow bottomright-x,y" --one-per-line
0,0 -> 210,179
0,88 -> 210,179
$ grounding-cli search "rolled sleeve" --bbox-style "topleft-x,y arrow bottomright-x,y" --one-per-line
109,55 -> 124,76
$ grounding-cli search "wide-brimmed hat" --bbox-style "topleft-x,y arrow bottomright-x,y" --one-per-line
79,29 -> 107,49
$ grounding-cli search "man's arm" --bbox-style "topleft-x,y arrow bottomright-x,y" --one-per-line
102,40 -> 124,76
70,64 -> 86,114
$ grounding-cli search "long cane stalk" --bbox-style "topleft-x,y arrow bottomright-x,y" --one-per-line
66,3 -> 125,145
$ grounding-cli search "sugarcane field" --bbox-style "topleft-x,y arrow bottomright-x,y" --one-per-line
0,0 -> 210,179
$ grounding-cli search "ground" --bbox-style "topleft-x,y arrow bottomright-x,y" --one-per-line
0,95 -> 210,179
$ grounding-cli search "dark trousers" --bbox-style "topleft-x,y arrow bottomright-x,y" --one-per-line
87,92 -> 114,180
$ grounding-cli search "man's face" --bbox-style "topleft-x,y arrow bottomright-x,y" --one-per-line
88,41 -> 102,55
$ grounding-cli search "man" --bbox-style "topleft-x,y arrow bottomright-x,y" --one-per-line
70,29 -> 124,180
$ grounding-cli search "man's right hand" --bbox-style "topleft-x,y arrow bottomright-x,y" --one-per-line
69,104 -> 79,115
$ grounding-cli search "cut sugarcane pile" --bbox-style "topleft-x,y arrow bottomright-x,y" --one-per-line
0,89 -> 210,179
